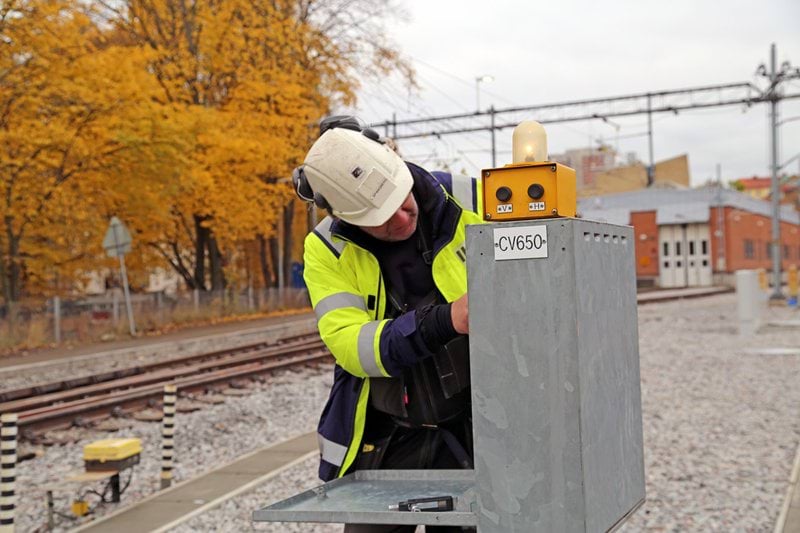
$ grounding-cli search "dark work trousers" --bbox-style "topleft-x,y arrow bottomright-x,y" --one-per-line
343,419 -> 475,533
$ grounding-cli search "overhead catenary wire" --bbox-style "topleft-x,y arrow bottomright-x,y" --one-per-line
356,77 -> 496,168
353,55 -> 619,165
355,60 -> 796,178
414,71 -> 474,113
408,55 -> 520,107
374,81 -> 791,133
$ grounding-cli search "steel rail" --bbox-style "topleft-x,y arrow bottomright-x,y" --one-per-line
0,333 -> 318,404
0,336 -> 324,414
17,348 -> 331,435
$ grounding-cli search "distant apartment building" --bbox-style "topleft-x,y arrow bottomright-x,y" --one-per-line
551,147 -> 691,197
734,176 -> 772,200
550,147 -> 617,189
733,175 -> 800,208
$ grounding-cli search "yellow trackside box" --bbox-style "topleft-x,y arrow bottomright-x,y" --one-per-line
481,161 -> 576,221
71,500 -> 90,517
84,438 -> 142,471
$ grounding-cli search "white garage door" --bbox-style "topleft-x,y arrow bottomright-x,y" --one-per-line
659,224 -> 712,288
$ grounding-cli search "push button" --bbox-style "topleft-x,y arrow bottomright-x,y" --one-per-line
527,183 -> 545,199
496,186 -> 512,202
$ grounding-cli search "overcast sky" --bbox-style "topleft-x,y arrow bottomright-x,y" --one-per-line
346,0 -> 800,186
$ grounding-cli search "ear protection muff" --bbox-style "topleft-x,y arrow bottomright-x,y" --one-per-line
292,166 -> 313,201
313,191 -> 330,210
361,128 -> 381,142
319,115 -> 384,145
319,115 -> 362,136
292,165 -> 331,210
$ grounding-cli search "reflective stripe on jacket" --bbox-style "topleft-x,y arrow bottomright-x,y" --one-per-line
303,164 -> 484,480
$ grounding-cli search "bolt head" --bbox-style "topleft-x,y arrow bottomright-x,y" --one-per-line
485,213 -> 492,219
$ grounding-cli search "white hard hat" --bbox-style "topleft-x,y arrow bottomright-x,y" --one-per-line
302,128 -> 413,226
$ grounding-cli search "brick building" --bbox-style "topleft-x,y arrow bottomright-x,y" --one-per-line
579,187 -> 800,288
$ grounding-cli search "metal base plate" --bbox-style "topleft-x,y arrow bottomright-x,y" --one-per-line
253,469 -> 477,527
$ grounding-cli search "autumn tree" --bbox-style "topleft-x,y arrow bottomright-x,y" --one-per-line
97,0 -> 413,291
0,0 -> 189,303
0,0 -> 412,303
90,0 -> 311,292
263,0 -> 415,288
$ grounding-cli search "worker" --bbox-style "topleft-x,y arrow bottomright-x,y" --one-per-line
293,116 -> 483,532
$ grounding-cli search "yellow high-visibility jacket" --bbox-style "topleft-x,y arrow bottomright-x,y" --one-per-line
303,163 -> 483,480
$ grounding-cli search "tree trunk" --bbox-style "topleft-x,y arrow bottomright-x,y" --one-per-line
0,243 -> 6,305
3,215 -> 21,302
208,233 -> 226,290
257,233 -> 272,288
268,234 -> 280,288
282,202 -> 294,288
151,241 -> 196,290
193,214 -> 208,290
1,219 -> 10,305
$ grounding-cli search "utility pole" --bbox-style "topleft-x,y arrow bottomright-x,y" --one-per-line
490,106 -> 496,166
646,94 -> 655,186
715,164 -> 726,274
475,75 -> 494,111
757,43 -> 800,300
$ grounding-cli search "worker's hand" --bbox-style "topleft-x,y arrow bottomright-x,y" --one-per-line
450,293 -> 469,334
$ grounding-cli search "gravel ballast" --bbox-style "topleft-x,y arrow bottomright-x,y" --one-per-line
9,294 -> 800,532
12,365 -> 333,533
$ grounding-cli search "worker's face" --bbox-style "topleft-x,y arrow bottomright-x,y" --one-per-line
360,193 -> 418,242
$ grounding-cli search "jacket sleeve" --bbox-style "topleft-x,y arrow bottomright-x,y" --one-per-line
303,231 -> 436,379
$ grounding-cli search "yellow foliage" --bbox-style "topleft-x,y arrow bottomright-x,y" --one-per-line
1,0 -> 412,301
0,0 -> 189,299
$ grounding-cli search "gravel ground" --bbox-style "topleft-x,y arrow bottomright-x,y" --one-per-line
10,293 -> 800,532
13,365 -> 333,533
620,294 -> 800,532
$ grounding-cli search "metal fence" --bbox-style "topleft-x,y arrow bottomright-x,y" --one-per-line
0,288 -> 310,351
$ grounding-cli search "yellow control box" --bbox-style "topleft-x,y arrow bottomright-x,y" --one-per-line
84,438 -> 142,461
84,438 -> 142,471
481,161 -> 576,221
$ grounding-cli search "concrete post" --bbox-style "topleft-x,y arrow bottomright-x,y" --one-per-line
0,413 -> 18,533
737,270 -> 761,336
161,384 -> 176,489
193,289 -> 200,313
46,490 -> 54,530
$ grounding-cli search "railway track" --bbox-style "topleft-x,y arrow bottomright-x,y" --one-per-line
0,287 -> 734,440
0,334 -> 330,438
